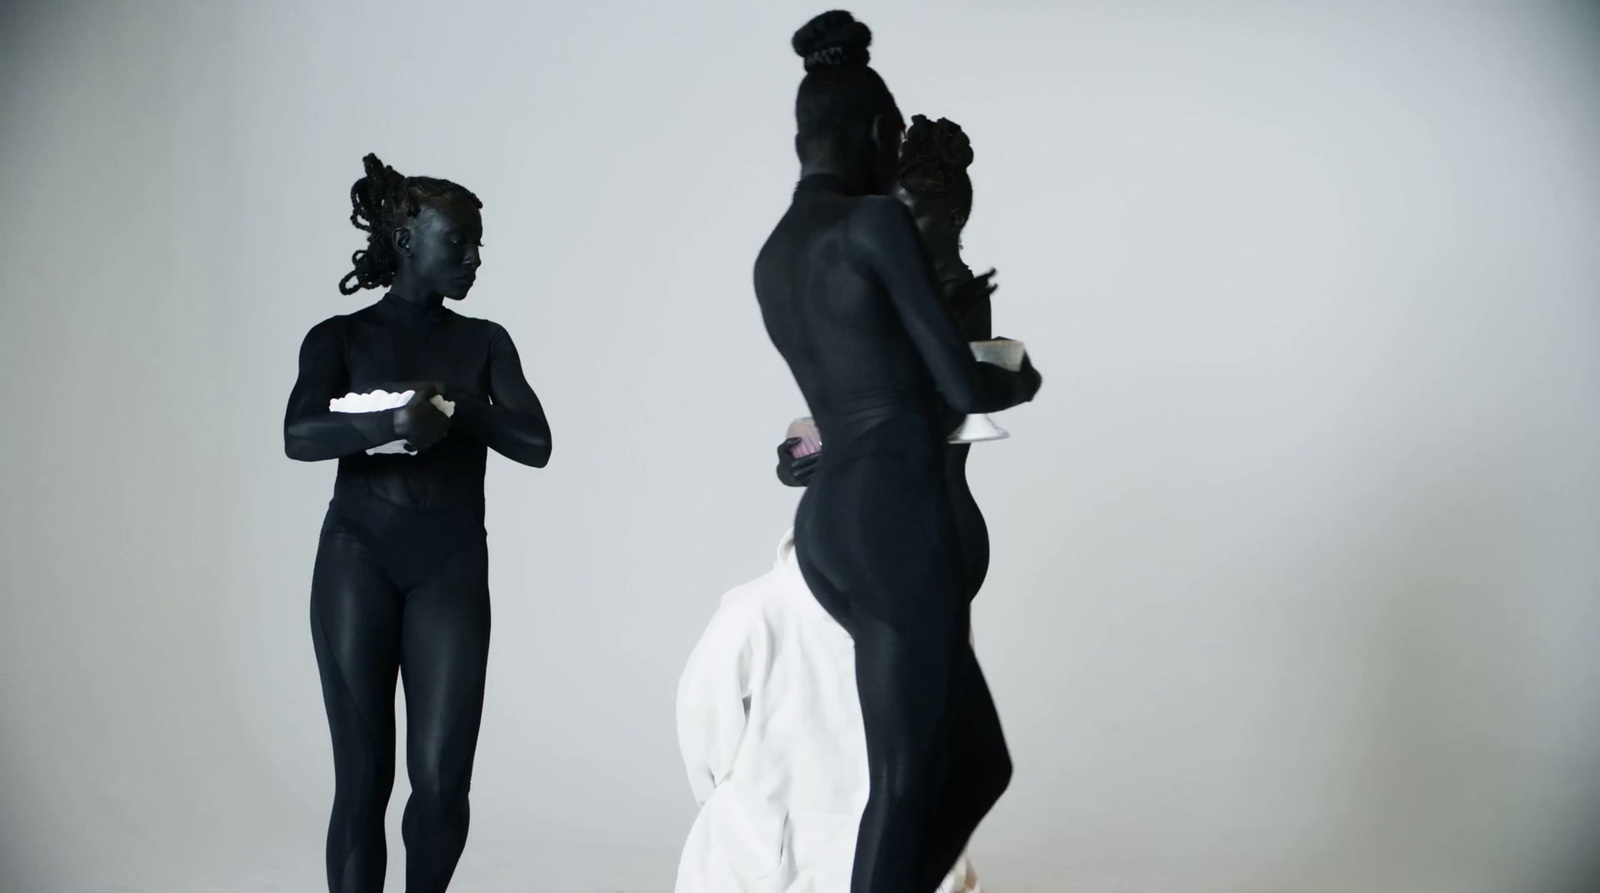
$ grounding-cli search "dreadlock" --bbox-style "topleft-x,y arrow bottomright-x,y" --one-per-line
338,153 -> 483,295
897,114 -> 974,204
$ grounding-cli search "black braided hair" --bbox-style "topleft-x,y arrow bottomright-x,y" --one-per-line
791,11 -> 895,150
338,153 -> 483,295
898,114 -> 974,201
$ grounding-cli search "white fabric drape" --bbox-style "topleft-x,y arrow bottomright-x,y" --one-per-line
675,529 -> 981,893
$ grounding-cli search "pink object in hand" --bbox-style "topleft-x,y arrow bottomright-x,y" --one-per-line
786,417 -> 822,458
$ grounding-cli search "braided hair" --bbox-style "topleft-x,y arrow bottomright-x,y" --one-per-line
338,153 -> 483,295
898,114 -> 974,213
791,11 -> 896,152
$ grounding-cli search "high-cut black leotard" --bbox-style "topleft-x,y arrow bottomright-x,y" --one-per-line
284,292 -> 549,893
754,174 -> 1036,893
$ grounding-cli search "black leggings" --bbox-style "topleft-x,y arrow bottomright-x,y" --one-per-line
847,615 -> 1013,893
309,497 -> 490,893
796,413 -> 1012,893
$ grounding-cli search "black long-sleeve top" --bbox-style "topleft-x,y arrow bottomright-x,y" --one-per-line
284,293 -> 550,510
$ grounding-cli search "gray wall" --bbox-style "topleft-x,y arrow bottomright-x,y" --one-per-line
2,1 -> 1597,891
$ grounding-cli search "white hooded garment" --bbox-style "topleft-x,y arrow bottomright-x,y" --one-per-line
675,529 -> 981,893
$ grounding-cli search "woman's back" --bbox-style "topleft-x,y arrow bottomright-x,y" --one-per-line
754,177 -> 947,444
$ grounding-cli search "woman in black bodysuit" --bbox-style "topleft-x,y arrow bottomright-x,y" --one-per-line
896,116 -> 995,601
754,14 -> 1041,893
780,114 -> 996,602
284,154 -> 551,893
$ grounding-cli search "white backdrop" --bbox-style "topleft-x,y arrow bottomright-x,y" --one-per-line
2,1 -> 1598,891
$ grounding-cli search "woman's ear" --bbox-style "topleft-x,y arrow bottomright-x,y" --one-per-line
391,225 -> 412,258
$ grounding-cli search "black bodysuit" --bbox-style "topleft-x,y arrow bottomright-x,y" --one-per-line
937,269 -> 994,603
284,293 -> 549,893
782,273 -> 991,598
754,174 -> 1034,893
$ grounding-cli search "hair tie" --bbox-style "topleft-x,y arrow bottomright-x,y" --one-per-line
805,46 -> 849,68
804,42 -> 870,70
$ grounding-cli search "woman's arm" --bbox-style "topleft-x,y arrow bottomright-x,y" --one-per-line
447,323 -> 552,468
851,198 -> 1039,415
944,269 -> 995,343
283,320 -> 406,461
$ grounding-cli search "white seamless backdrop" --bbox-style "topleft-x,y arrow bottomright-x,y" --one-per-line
1,1 -> 1598,892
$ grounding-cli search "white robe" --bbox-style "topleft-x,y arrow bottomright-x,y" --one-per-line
675,530 -> 981,893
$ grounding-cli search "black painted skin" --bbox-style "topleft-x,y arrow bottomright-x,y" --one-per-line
777,166 -> 998,603
284,192 -> 549,893
754,104 -> 1040,893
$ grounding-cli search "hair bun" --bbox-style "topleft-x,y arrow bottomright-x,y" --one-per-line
924,115 -> 974,170
792,10 -> 872,71
897,115 -> 975,198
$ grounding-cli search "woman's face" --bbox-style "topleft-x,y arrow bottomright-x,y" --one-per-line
891,184 -> 970,250
398,196 -> 483,300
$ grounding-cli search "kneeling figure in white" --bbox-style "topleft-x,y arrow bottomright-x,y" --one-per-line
675,529 -> 981,893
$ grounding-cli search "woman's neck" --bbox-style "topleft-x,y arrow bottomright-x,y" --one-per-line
377,280 -> 447,328
930,250 -> 972,285
796,159 -> 878,197
385,274 -> 446,310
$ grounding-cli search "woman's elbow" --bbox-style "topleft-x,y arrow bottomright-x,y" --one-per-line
529,445 -> 551,468
284,421 -> 342,462
284,431 -> 316,462
515,434 -> 551,468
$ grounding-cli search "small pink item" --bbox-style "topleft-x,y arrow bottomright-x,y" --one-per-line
786,417 -> 822,458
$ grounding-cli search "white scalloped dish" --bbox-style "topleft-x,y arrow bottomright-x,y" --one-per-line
329,390 -> 455,455
949,339 -> 1027,444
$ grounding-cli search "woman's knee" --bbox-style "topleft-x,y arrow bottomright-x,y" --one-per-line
409,760 -> 472,815
334,747 -> 394,799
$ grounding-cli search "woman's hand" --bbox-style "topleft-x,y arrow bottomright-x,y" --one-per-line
1015,351 -> 1042,402
945,268 -> 997,314
986,335 -> 1042,402
776,437 -> 821,487
393,385 -> 451,451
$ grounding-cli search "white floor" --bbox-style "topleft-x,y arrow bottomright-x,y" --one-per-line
75,836 -> 680,893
